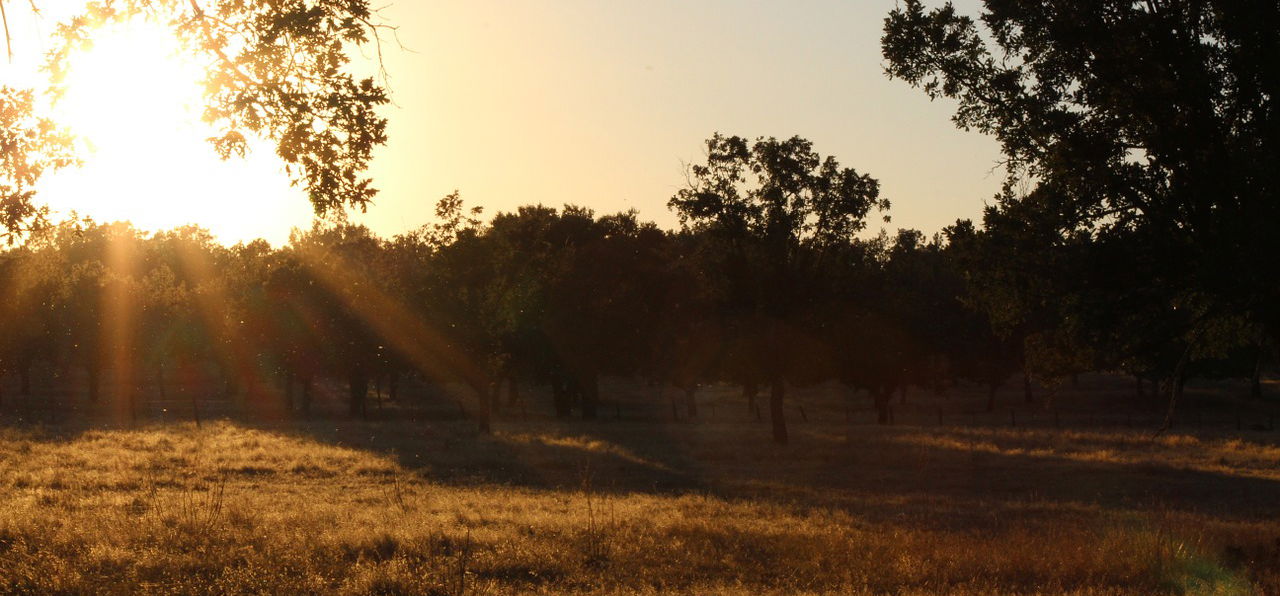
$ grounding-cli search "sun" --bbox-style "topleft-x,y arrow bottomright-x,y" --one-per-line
36,19 -> 314,245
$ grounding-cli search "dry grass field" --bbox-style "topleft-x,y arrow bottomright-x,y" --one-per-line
1,379 -> 1278,595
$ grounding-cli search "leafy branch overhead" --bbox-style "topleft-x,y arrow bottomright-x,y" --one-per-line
1,0 -> 391,229
882,0 -> 1279,251
0,87 -> 76,243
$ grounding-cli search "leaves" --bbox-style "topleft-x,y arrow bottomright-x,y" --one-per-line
884,0 -> 1280,374
1,0 -> 392,236
670,133 -> 886,253
0,87 -> 76,244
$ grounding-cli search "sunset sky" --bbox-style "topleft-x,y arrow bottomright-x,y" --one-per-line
5,0 -> 1001,245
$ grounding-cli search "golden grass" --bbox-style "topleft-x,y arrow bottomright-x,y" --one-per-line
0,418 -> 1276,595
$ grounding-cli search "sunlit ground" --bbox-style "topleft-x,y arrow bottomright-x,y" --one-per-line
1,407 -> 1277,594
35,21 -> 313,245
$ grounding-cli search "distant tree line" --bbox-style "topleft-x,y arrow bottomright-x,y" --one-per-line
0,135 -> 1271,444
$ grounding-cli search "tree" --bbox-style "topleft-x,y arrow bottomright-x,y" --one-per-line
670,134 -> 887,444
883,1 -> 1280,423
0,87 -> 75,243
142,226 -> 225,423
645,230 -> 721,420
470,204 -> 669,421
540,208 -> 668,420
1,0 -> 391,236
286,224 -> 385,419
417,197 -> 503,429
0,245 -> 57,402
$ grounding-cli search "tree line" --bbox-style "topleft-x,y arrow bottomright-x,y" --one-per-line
0,132 -> 1270,444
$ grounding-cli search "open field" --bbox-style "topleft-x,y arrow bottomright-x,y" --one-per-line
1,378 -> 1279,595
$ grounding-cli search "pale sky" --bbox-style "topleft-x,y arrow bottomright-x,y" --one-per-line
7,1 -> 1002,245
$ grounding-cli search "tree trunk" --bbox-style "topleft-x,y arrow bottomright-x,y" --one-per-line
552,378 -> 572,418
477,381 -> 493,434
1157,345 -> 1193,436
506,375 -> 520,407
349,369 -> 368,418
182,362 -> 200,428
389,372 -> 400,402
284,373 -> 295,412
488,378 -> 501,415
899,384 -> 908,405
770,379 -> 788,444
156,362 -> 167,401
875,391 -> 892,425
1251,351 -> 1264,400
743,380 -> 758,414
18,362 -> 31,397
1167,370 -> 1185,429
1022,370 -> 1034,403
685,385 -> 698,418
189,386 -> 201,428
1135,375 -> 1145,398
985,383 -> 998,413
223,367 -> 238,398
581,372 -> 599,420
301,377 -> 312,417
129,379 -> 141,424
87,364 -> 101,403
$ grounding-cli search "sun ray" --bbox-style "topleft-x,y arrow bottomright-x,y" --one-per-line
163,234 -> 291,419
101,224 -> 140,422
291,239 -> 489,399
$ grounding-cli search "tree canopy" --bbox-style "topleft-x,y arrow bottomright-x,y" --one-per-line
669,134 -> 888,443
883,0 -> 1280,424
0,0 -> 390,238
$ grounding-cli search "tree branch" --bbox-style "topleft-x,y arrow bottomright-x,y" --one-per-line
2,0 -> 13,63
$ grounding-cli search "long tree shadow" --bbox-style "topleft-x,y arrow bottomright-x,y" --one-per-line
241,416 -> 713,496
229,412 -> 1280,531
6,410 -> 1280,533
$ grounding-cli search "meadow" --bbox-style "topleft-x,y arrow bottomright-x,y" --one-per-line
0,378 -> 1278,595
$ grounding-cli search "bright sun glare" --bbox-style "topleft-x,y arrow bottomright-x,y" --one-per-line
38,21 -> 312,245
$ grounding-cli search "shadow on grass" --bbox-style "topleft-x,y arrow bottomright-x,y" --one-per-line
207,412 -> 1280,530
6,403 -> 1280,531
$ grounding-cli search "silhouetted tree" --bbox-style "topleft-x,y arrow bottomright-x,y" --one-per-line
884,1 -> 1280,425
670,134 -> 887,444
